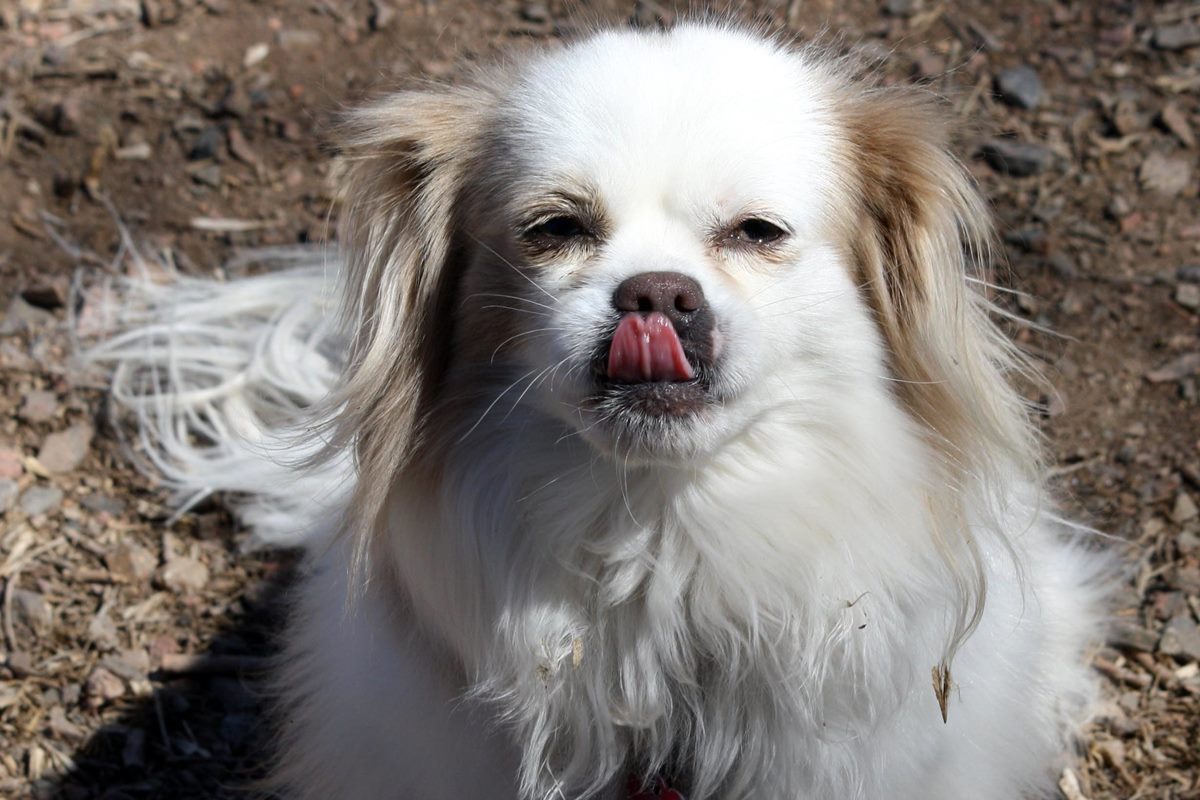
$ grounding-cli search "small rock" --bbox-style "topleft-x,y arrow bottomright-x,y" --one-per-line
981,139 -> 1053,177
243,42 -> 269,68
0,478 -> 17,514
36,93 -> 84,136
1159,103 -> 1196,149
1179,265 -> 1200,284
217,82 -> 252,119
1176,283 -> 1200,311
1139,152 -> 1193,198
0,447 -> 21,480
227,126 -> 259,167
20,279 -> 68,310
47,706 -> 83,740
1178,530 -> 1200,556
884,0 -> 920,16
188,125 -> 223,161
1173,491 -> 1199,523
994,65 -> 1043,110
1108,621 -> 1158,652
1146,352 -> 1200,383
86,611 -> 119,651
0,295 -> 56,334
37,423 -> 93,473
106,542 -> 157,583
1105,195 -> 1133,219
191,163 -> 222,188
1173,566 -> 1200,594
81,493 -> 125,515
519,1 -> 548,23
19,486 -> 63,516
84,667 -> 125,708
276,29 -> 321,50
18,390 -> 57,423
1159,614 -> 1200,662
1153,23 -> 1200,51
100,649 -> 150,683
157,556 -> 210,594
8,651 -> 35,678
12,590 -> 52,634
369,0 -> 394,31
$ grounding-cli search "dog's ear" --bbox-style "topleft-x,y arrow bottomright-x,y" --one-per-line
326,86 -> 495,553
837,88 -> 1039,674
839,88 -> 1036,485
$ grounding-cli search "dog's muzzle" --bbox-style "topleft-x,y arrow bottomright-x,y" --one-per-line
605,271 -> 713,385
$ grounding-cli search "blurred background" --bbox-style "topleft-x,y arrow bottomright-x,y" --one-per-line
0,1 -> 1197,798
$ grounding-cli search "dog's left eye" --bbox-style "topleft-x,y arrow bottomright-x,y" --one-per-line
526,216 -> 590,240
731,218 -> 788,245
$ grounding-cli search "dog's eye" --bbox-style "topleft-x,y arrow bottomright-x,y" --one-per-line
527,216 -> 590,240
731,218 -> 787,245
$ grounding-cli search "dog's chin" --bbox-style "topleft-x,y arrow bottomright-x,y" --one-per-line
577,380 -> 722,464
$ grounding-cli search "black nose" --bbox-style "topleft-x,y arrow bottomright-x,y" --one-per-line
613,271 -> 705,326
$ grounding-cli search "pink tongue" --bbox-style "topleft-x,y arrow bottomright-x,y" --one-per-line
607,312 -> 695,383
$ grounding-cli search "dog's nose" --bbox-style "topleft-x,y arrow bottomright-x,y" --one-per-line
613,272 -> 705,325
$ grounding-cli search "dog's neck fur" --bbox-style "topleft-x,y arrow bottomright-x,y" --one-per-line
381,368 -> 976,799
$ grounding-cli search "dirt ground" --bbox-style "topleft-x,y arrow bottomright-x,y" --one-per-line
0,1 -> 1198,798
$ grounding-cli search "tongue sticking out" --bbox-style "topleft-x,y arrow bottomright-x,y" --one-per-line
607,312 -> 695,383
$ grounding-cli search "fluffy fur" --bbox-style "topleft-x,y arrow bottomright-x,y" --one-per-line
88,23 -> 1110,800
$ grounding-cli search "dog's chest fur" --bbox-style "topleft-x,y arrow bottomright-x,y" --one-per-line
414,409 -> 960,798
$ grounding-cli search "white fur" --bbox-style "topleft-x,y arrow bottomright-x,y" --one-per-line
90,24 -> 1108,800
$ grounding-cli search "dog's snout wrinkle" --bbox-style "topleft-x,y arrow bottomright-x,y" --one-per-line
614,271 -> 705,323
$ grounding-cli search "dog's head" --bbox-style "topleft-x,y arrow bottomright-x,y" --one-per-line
331,23 -> 1035,547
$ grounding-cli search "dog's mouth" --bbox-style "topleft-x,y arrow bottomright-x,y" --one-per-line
587,311 -> 716,418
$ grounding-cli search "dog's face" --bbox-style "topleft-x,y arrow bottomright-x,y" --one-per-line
464,28 -> 872,462
334,23 -> 1029,506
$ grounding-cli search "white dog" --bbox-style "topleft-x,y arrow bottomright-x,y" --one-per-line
90,22 -> 1110,800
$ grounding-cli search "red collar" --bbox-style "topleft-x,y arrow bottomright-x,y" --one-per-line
627,776 -> 686,800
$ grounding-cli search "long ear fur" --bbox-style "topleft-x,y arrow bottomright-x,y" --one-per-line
325,85 -> 496,575
836,87 -> 1041,685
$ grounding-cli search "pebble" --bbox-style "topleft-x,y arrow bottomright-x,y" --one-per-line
1153,23 -> 1200,51
1176,283 -> 1200,311
87,611 -> 120,651
1107,621 -> 1158,652
81,493 -> 126,515
1159,103 -> 1196,149
188,125 -> 223,161
0,447 -> 21,480
981,139 -> 1053,177
191,163 -> 222,188
19,485 -> 63,516
37,93 -> 84,136
1139,152 -> 1192,198
276,29 -> 321,50
994,65 -> 1043,109
369,0 -> 395,31
12,590 -> 52,634
37,422 -> 93,473
84,666 -> 125,708
885,0 -> 920,16
1179,265 -> 1200,284
1159,614 -> 1200,662
0,295 -> 56,334
19,390 -> 57,423
157,556 -> 210,594
47,707 -> 83,740
1173,491 -> 1199,523
0,479 -> 17,513
106,542 -> 158,583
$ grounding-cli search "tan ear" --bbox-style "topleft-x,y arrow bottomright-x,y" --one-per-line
325,86 -> 495,557
836,87 -> 1040,674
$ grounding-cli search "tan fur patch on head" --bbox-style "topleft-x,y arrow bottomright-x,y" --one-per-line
833,84 -> 1042,670
324,83 -> 504,576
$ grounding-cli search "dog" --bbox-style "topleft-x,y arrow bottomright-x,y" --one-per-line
89,21 -> 1110,800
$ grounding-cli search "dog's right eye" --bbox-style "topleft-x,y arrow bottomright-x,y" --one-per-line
526,216 -> 590,240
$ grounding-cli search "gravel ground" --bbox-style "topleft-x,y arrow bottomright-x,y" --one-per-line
1,1 -> 1198,798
